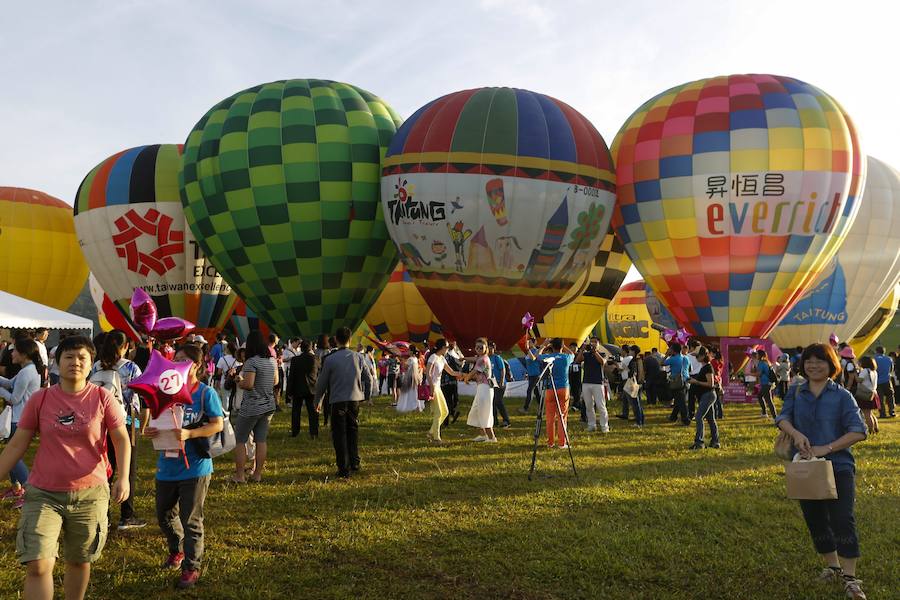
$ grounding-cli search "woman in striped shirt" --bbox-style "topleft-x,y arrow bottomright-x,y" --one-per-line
232,331 -> 278,483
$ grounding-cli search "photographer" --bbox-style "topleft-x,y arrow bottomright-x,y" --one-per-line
576,337 -> 609,432
527,339 -> 575,449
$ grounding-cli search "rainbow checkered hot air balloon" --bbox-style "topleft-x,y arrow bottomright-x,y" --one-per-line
382,87 -> 617,349
612,74 -> 864,339
74,145 -> 237,342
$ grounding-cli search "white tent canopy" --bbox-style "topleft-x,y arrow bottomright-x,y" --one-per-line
0,290 -> 93,332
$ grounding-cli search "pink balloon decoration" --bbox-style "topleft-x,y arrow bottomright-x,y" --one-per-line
151,317 -> 196,341
829,333 -> 839,346
130,288 -> 157,335
127,288 -> 195,341
127,350 -> 194,419
521,312 -> 535,331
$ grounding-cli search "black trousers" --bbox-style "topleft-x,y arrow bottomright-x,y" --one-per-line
330,401 -> 360,476
156,476 -> 210,571
492,386 -> 510,426
107,425 -> 137,521
876,382 -> 895,417
524,375 -> 541,409
291,394 -> 318,438
799,470 -> 860,558
669,387 -> 690,424
442,383 -> 459,425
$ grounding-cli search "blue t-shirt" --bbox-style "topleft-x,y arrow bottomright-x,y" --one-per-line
210,343 -> 224,364
664,355 -> 690,381
775,379 -> 866,473
758,361 -> 772,386
156,383 -> 224,481
874,355 -> 893,384
489,354 -> 508,387
525,357 -> 542,377
536,353 -> 574,389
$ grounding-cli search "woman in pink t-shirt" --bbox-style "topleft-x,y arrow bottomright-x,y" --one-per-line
0,335 -> 131,600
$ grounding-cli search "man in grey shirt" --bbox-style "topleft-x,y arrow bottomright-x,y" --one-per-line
315,326 -> 372,478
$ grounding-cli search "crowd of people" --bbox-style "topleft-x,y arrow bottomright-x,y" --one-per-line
0,325 -> 892,599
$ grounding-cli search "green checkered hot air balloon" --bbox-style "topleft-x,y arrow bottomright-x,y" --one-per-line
179,79 -> 402,338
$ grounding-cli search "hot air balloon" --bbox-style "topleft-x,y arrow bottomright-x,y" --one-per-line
74,144 -> 237,342
612,74 -> 864,339
595,280 -> 673,353
180,79 -> 401,339
0,187 -> 88,310
772,156 -> 900,348
848,283 -> 899,357
229,298 -> 270,342
382,87 -> 616,348
365,263 -> 442,344
533,231 -> 631,344
88,273 -> 141,339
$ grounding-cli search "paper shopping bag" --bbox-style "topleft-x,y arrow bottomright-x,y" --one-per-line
784,458 -> 838,500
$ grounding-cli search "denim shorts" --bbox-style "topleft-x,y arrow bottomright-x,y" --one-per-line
233,411 -> 274,444
17,484 -> 109,564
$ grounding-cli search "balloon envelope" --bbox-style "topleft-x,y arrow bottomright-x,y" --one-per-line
772,156 -> 900,348
383,87 -> 617,348
596,280 -> 672,353
365,263 -> 442,344
534,231 -> 631,344
848,283 -> 899,357
74,145 -> 236,342
180,79 -> 401,339
612,74 -> 864,338
0,187 -> 88,310
88,273 -> 141,339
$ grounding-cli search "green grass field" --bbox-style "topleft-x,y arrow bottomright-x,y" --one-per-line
1,396 -> 897,599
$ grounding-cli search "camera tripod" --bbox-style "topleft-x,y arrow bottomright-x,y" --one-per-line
528,357 -> 578,480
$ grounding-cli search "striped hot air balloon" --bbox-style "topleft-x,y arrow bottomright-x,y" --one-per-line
382,87 -> 617,348
365,263 -> 442,344
596,280 -> 674,353
74,144 -> 237,341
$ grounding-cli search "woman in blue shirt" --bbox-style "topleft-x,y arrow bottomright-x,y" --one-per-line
527,338 -> 575,448
144,344 -> 224,590
0,338 -> 43,508
775,343 -> 867,600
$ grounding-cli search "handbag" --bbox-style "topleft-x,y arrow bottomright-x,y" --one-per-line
222,357 -> 237,391
185,385 -> 237,459
784,456 -> 838,500
0,405 -> 11,439
668,371 -> 684,391
623,376 -> 640,398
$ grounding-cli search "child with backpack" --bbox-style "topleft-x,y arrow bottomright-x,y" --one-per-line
89,330 -> 145,530
143,343 -> 223,590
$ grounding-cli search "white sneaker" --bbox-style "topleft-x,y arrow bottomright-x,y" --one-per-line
600,428 -> 610,433
817,567 -> 842,585
473,435 -> 488,442
843,577 -> 866,600
486,437 -> 498,443
558,443 -> 570,449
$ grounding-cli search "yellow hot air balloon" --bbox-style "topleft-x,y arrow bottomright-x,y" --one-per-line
535,232 -> 631,344
365,263 -> 442,344
0,187 -> 89,310
351,320 -> 376,349
849,283 -> 899,357
596,280 -> 671,353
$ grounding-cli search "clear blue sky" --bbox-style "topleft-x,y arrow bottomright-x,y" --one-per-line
3,0 -> 895,284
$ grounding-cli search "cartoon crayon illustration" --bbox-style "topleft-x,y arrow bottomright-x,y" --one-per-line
485,178 -> 509,226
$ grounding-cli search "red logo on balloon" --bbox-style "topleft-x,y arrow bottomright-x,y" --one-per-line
112,208 -> 184,276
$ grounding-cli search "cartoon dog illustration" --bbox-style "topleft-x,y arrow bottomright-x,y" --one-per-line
494,235 -> 522,271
